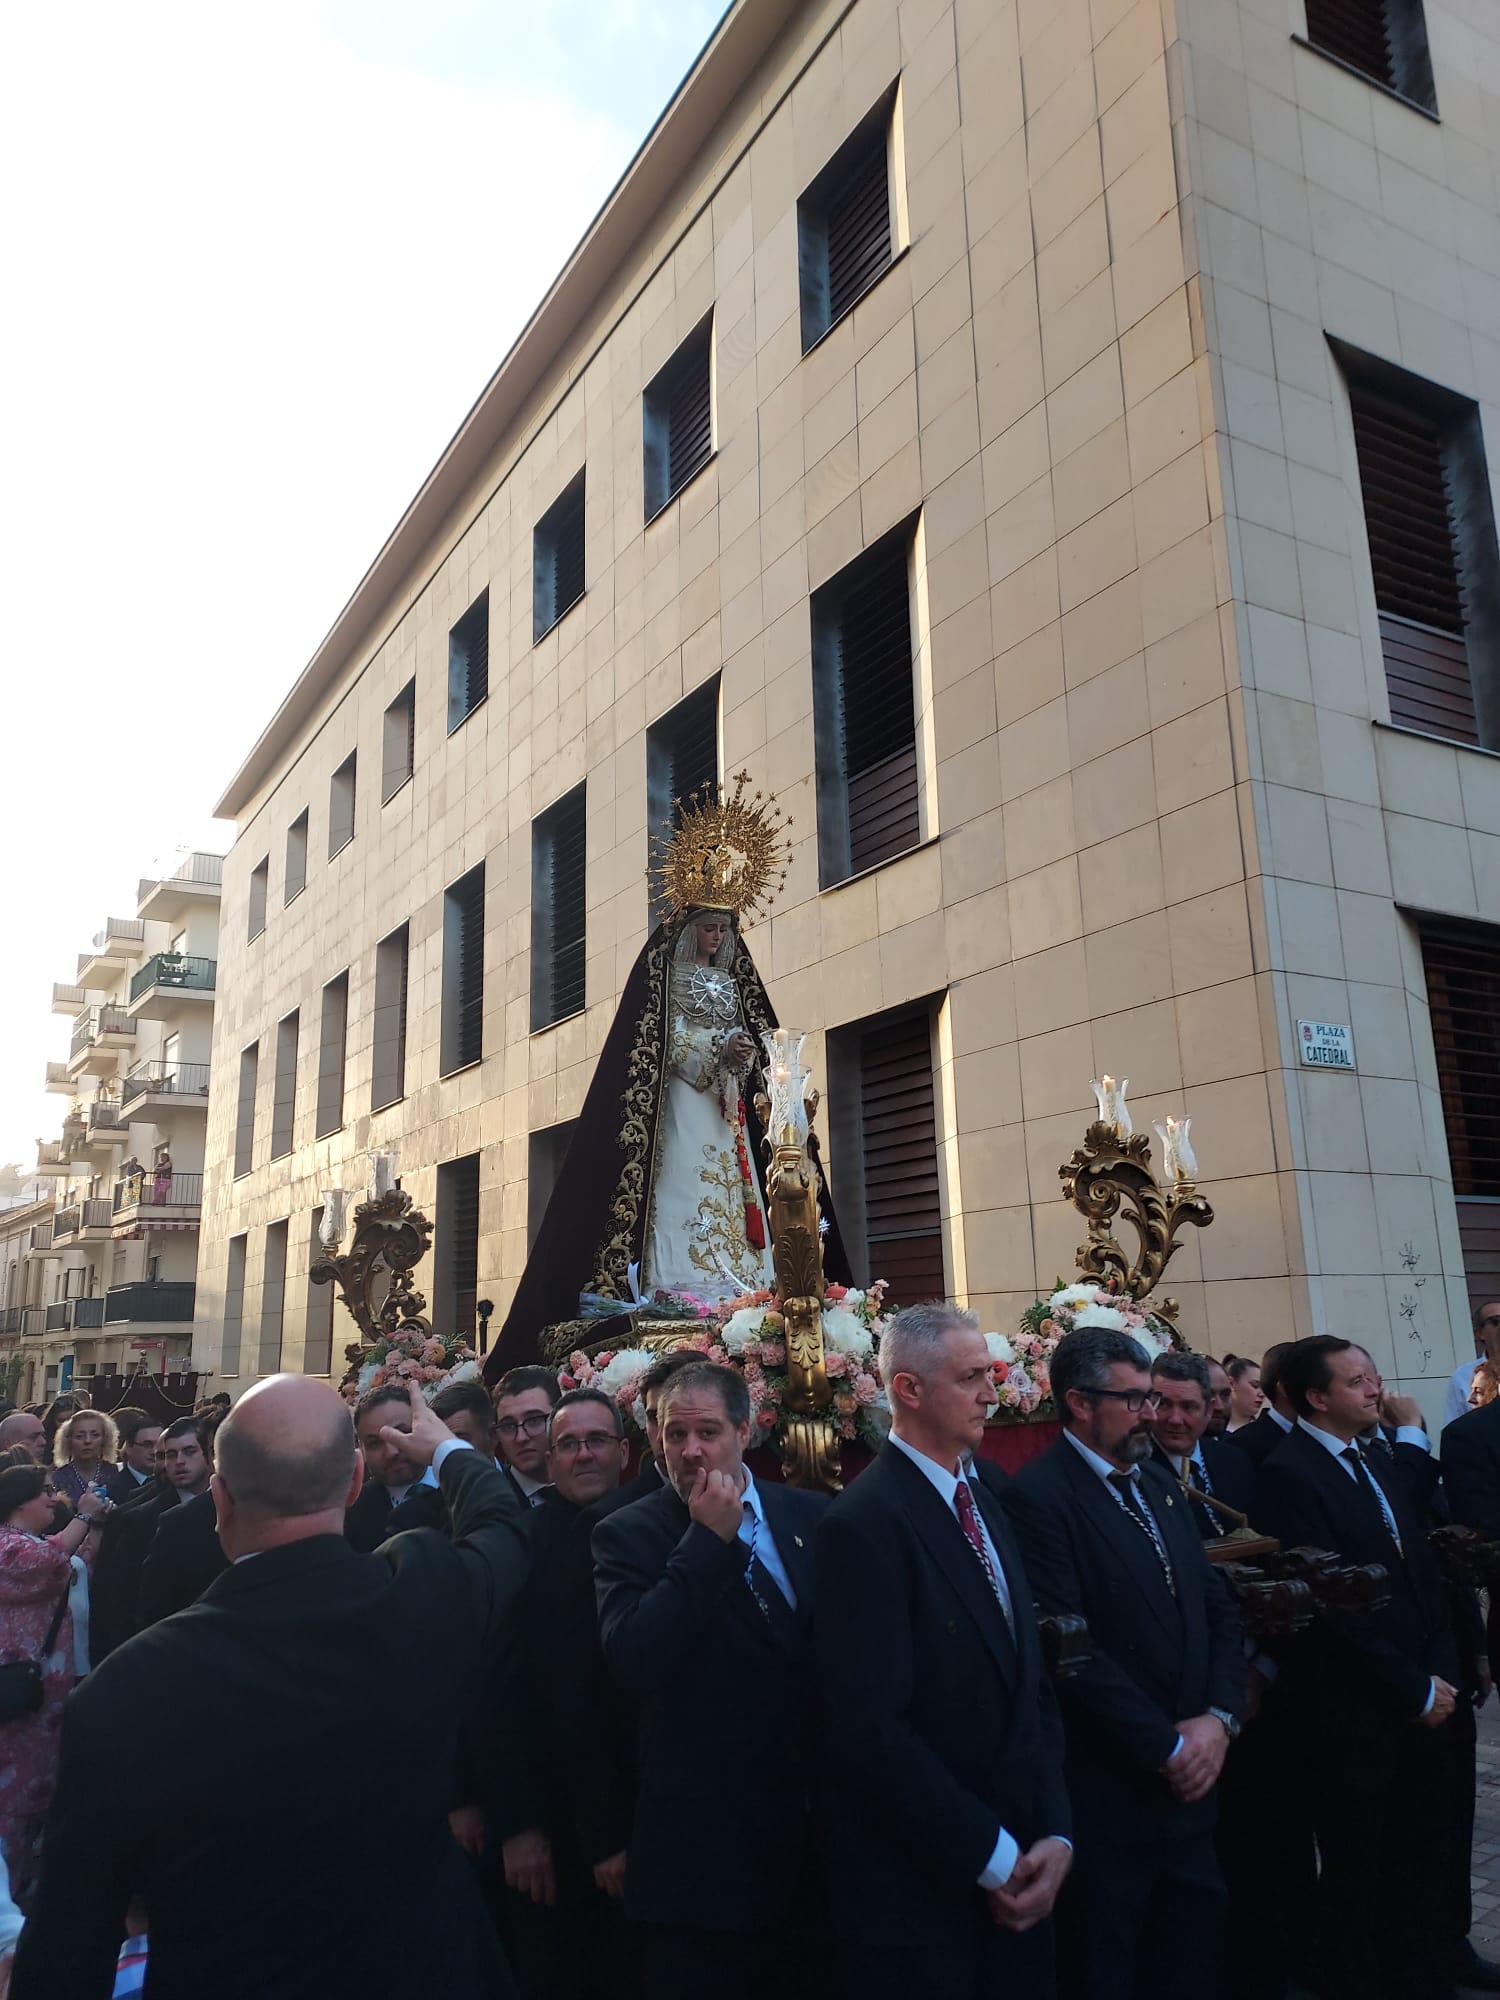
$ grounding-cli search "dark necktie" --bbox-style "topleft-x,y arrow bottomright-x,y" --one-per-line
1108,1470 -> 1176,1594
741,1505 -> 791,1629
1365,1430 -> 1395,1462
1192,1449 -> 1214,1498
954,1479 -> 1012,1631
1342,1446 -> 1403,1555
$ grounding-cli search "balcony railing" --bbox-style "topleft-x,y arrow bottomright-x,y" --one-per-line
70,1005 -> 136,1059
28,1224 -> 53,1253
0,1308 -> 20,1336
92,918 -> 144,950
37,1142 -> 65,1170
45,1061 -> 71,1091
20,1307 -> 46,1339
121,1061 -> 211,1108
44,1301 -> 72,1333
137,852 -> 224,903
104,1280 -> 196,1325
54,1200 -> 112,1240
73,1296 -> 105,1329
129,954 -> 216,1004
52,983 -> 86,1012
113,1170 -> 203,1213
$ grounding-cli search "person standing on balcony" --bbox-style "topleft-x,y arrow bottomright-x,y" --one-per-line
151,1150 -> 172,1205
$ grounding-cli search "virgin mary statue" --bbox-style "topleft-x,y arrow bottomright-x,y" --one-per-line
488,775 -> 849,1375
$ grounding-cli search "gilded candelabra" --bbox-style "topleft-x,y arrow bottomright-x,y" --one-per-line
310,1170 -> 435,1348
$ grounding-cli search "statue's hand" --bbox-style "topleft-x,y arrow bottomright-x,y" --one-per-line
722,1029 -> 754,1073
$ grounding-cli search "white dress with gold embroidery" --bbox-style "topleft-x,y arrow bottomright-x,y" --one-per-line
643,963 -> 775,1302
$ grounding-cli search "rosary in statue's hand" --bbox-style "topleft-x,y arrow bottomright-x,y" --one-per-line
722,1029 -> 754,1074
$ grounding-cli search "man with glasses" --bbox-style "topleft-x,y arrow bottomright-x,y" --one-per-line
492,1366 -> 561,1508
472,1389 -> 640,2000
1444,1299 -> 1500,1429
1002,1327 -> 1243,2000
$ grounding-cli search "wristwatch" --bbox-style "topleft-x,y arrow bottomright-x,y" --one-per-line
1208,1706 -> 1241,1742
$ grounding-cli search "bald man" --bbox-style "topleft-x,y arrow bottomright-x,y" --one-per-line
16,1377 -> 531,2000
0,1409 -> 48,1464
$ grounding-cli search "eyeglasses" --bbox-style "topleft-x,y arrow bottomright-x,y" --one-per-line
1083,1388 -> 1162,1413
549,1432 -> 620,1458
496,1412 -> 551,1440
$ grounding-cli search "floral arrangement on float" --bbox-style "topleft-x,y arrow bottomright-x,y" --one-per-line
988,1278 -> 1180,1422
340,1327 -> 480,1403
560,1281 -> 894,1452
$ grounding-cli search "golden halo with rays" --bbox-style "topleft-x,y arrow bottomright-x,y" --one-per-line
657,770 -> 792,926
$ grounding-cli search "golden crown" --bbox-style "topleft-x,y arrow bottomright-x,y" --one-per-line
658,771 -> 791,925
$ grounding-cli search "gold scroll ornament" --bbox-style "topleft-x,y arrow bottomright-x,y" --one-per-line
754,1077 -> 841,1493
1058,1121 -> 1214,1331
310,1187 -> 435,1347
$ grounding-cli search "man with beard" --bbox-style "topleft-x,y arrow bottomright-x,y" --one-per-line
1003,1329 -> 1243,2000
345,1383 -> 446,1550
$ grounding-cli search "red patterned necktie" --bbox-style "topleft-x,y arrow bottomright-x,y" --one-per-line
954,1478 -> 1004,1607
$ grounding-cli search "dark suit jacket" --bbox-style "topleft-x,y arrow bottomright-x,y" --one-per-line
593,1475 -> 827,1928
136,1489 -> 229,1628
1441,1400 -> 1500,1537
1149,1436 -> 1255,1539
1251,1424 -> 1458,1724
88,1485 -> 180,1663
813,1441 -> 1068,1940
1002,1437 -> 1243,1840
105,1465 -> 153,1507
15,1449 -> 531,2000
343,1474 -> 447,1552
1225,1409 -> 1294,1466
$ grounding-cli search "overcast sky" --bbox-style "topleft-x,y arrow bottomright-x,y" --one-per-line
0,0 -> 725,1177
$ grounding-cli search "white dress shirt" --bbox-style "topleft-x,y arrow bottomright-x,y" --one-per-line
889,1432 -> 1069,1890
735,1471 -> 795,1608
1444,1358 -> 1480,1429
1296,1420 -> 1435,1715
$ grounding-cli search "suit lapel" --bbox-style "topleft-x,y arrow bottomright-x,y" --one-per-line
890,1450 -> 1017,1681
1058,1441 -> 1182,1642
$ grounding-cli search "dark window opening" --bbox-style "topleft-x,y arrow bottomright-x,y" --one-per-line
435,1153 -> 481,1342
284,812 -> 308,904
531,784 -> 587,1031
305,1209 -> 334,1376
644,316 -> 713,522
534,471 -> 586,640
248,858 -> 268,942
448,590 -> 490,733
221,1235 -> 247,1377
329,752 -> 357,857
234,1043 -> 258,1179
1421,922 -> 1500,1200
382,680 -> 416,802
316,972 -> 348,1138
646,678 -> 720,901
442,864 -> 486,1074
270,1011 -> 299,1160
259,1220 -> 288,1374
1303,0 -> 1436,111
528,1121 -> 579,1251
827,1003 -> 945,1308
372,923 -> 409,1110
799,87 -> 897,350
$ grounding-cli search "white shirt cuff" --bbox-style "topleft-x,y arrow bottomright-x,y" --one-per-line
1421,1677 -> 1436,1717
432,1438 -> 474,1474
1393,1426 -> 1429,1451
977,1827 -> 1019,1889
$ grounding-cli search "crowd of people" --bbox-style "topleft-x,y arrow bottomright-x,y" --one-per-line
0,1301 -> 1498,1999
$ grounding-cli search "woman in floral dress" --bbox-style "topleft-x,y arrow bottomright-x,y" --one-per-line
0,1465 -> 102,1905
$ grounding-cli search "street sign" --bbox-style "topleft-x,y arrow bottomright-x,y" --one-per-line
1296,1020 -> 1356,1071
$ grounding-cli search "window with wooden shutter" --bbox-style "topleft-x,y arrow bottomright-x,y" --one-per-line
259,1221 -> 289,1374
382,680 -> 416,802
442,865 -> 485,1074
531,784 -> 587,1031
534,472 -> 586,641
305,1210 -> 334,1375
372,924 -> 409,1110
270,1011 -> 298,1160
1302,0 -> 1436,109
647,678 -> 721,897
799,88 -> 897,350
1421,923 -> 1500,1199
858,1009 -> 945,1307
528,1120 -> 579,1251
221,1235 -> 247,1377
644,317 -> 713,522
328,752 -> 356,858
812,522 -> 920,884
316,972 -> 348,1137
448,590 -> 490,733
436,1154 -> 481,1340
248,857 -> 268,942
1348,380 -> 1477,745
284,812 -> 308,904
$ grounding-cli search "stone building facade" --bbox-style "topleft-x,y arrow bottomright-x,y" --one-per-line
196,0 -> 1500,1423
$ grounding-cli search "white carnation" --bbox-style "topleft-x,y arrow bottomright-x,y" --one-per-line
984,1332 -> 1015,1365
839,1288 -> 866,1311
594,1349 -> 650,1398
1051,1283 -> 1104,1310
356,1360 -> 379,1391
1071,1304 -> 1127,1334
822,1307 -> 874,1357
1131,1322 -> 1170,1360
720,1307 -> 765,1353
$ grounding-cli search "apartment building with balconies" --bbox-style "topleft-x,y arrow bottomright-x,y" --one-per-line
195,0 -> 1498,1423
34,852 -> 223,1392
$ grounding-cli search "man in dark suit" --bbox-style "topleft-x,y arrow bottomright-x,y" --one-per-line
105,1407 -> 162,1504
1252,1337 -> 1463,2000
1003,1327 -> 1243,2000
585,1347 -> 698,1528
494,1365 -> 561,1509
1148,1352 -> 1255,1538
1442,1393 -> 1500,1539
1224,1341 -> 1297,1466
345,1381 -> 448,1550
136,1486 -> 228,1626
89,1414 -> 214,1661
814,1303 -> 1070,1999
15,1373 -> 531,2000
593,1360 -> 827,2000
477,1387 -> 640,2000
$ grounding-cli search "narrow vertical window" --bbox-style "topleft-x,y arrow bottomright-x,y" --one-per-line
442,866 -> 486,1075
259,1220 -> 288,1373
811,520 -> 920,884
534,471 -> 586,640
531,784 -> 587,1031
234,1043 -> 259,1178
643,316 -> 713,522
435,1153 -> 481,1341
646,678 -> 720,896
448,590 -> 490,733
316,972 -> 348,1137
305,1209 -> 334,1375
284,812 -> 308,904
270,1011 -> 299,1160
247,858 -> 269,942
798,87 -> 897,350
372,923 -> 409,1110
221,1234 -> 247,1376
382,679 -> 416,802
328,752 -> 357,857
1303,0 -> 1436,109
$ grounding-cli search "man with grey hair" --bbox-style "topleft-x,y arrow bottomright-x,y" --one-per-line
814,1302 -> 1070,2000
1002,1327 -> 1243,2000
16,1375 -> 531,2000
1147,1350 -> 1254,1540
